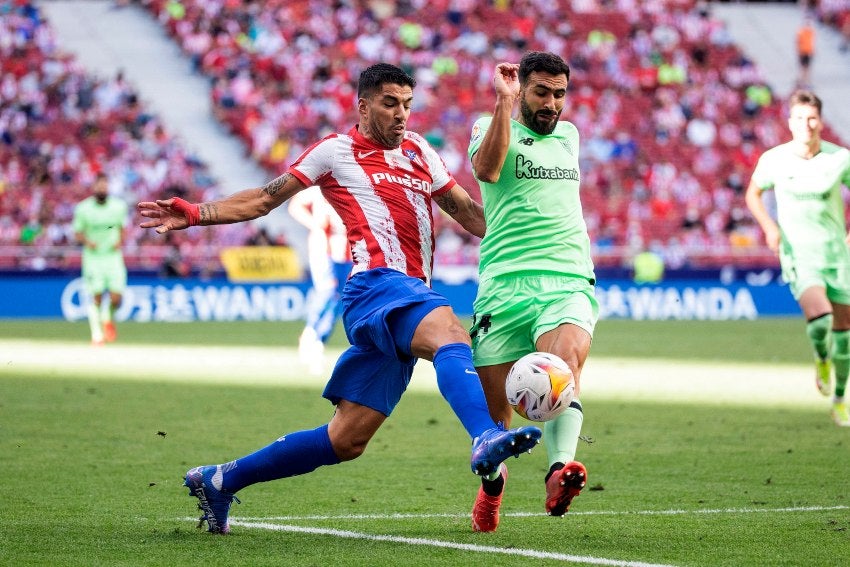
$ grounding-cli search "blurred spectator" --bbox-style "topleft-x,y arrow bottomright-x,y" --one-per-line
245,226 -> 284,247
632,247 -> 665,284
796,17 -> 816,87
19,215 -> 42,245
686,115 -> 717,147
159,236 -> 189,278
0,0 -> 246,271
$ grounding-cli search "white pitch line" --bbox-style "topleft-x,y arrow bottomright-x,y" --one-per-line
184,505 -> 848,565
227,520 -> 676,567
234,504 -> 849,522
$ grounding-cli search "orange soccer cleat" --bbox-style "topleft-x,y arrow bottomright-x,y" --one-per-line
545,461 -> 587,517
471,463 -> 507,532
103,321 -> 117,343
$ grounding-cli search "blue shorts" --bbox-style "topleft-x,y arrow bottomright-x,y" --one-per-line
322,268 -> 449,416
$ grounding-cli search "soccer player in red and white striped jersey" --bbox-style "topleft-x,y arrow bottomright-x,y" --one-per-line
139,62 -> 542,534
288,120 -> 450,284
288,185 -> 352,375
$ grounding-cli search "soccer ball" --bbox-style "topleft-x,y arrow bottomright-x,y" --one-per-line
505,352 -> 575,422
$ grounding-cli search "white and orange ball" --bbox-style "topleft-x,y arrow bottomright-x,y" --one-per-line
505,352 -> 575,422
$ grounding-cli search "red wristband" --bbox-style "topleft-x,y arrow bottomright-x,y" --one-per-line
171,197 -> 201,226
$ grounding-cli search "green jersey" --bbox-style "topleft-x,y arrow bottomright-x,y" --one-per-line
468,117 -> 595,281
751,140 -> 850,266
72,196 -> 128,264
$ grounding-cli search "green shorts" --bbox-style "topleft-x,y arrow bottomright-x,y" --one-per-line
781,250 -> 850,304
470,273 -> 598,367
82,255 -> 127,296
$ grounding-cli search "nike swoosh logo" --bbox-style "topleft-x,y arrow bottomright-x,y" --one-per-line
464,368 -> 478,375
358,150 -> 377,159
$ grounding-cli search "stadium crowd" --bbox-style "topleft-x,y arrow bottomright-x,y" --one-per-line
0,0 -> 251,271
1,0 -> 848,274
812,1 -> 850,52
141,0 -> 808,270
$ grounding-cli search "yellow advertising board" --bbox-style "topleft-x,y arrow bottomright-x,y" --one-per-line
219,246 -> 303,282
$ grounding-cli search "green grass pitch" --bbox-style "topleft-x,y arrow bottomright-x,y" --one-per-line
1,319 -> 848,566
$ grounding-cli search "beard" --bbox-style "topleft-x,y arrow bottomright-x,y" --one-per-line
519,99 -> 560,135
365,117 -> 404,148
95,195 -> 108,204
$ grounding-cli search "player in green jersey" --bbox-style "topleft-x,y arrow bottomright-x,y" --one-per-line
467,52 -> 598,532
72,173 -> 129,346
745,90 -> 850,427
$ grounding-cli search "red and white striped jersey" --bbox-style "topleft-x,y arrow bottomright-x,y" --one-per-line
288,125 -> 455,284
288,185 -> 350,264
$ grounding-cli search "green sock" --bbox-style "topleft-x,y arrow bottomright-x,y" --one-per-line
481,470 -> 504,495
543,399 -> 583,467
483,468 -> 502,482
806,314 -> 833,361
832,330 -> 850,397
103,302 -> 114,324
87,302 -> 103,342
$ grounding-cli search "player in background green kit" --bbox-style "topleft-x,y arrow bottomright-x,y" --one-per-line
72,172 -> 129,346
745,90 -> 850,427
467,52 -> 598,532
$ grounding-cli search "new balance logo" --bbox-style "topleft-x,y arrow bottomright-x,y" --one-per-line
358,150 -> 377,158
519,137 -> 534,146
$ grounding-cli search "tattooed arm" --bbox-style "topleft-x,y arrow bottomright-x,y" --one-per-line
435,183 -> 486,239
138,173 -> 307,234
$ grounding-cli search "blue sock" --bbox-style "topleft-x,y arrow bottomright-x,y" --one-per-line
221,424 -> 340,493
433,343 -> 497,439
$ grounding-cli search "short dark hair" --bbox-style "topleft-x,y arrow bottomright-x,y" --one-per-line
788,89 -> 822,116
357,63 -> 416,99
518,51 -> 570,85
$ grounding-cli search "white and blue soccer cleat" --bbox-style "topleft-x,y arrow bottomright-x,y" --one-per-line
470,423 -> 541,477
184,465 -> 240,534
